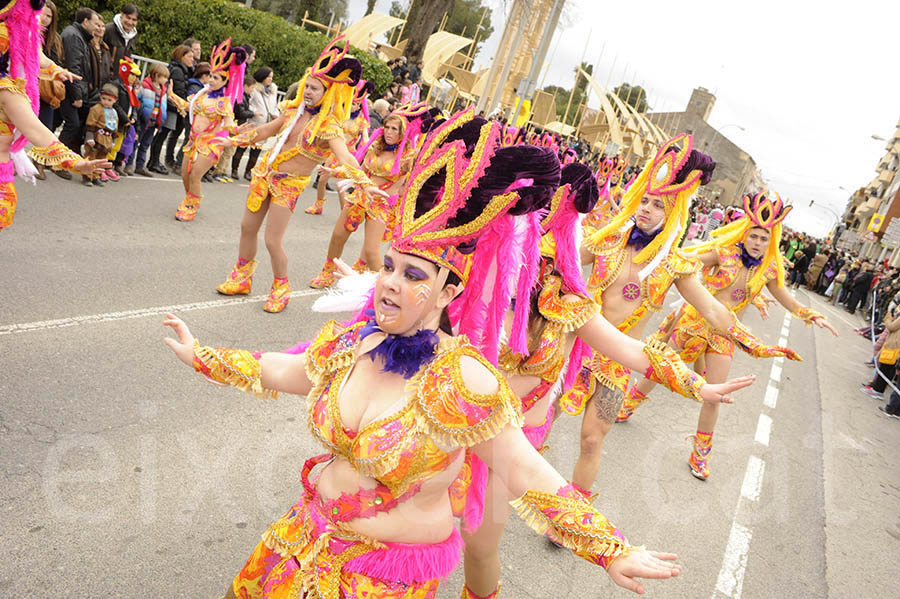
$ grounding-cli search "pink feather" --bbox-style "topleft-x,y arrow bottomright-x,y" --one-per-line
522,403 -> 554,449
353,127 -> 381,162
510,213 -> 542,355
462,452 -> 489,534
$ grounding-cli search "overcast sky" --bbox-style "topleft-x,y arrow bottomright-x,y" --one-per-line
349,0 -> 900,237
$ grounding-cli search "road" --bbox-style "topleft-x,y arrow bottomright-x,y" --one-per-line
1,175 -> 897,598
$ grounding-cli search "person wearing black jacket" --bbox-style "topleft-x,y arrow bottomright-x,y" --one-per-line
846,262 -> 875,315
103,4 -> 139,66
174,61 -> 210,173
788,249 -> 810,289
150,45 -> 193,174
229,76 -> 256,180
59,8 -> 103,153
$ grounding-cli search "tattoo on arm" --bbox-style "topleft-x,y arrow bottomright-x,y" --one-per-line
592,385 -> 625,424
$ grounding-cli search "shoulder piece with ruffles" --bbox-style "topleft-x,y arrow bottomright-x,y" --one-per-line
666,248 -> 702,278
304,319 -> 366,380
408,337 -> 522,448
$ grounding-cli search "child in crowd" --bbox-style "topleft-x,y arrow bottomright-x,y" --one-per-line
133,64 -> 170,177
112,57 -> 141,177
83,84 -> 119,187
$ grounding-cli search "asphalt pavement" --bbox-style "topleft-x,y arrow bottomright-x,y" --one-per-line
1,174 -> 897,598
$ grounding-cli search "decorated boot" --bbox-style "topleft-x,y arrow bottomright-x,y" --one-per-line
461,584 -> 501,598
263,277 -> 291,313
175,192 -> 203,222
309,258 -> 337,289
216,259 -> 258,295
304,196 -> 326,215
616,385 -> 649,423
687,430 -> 713,480
351,257 -> 368,273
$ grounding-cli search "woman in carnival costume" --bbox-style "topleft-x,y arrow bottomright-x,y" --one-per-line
0,0 -> 108,231
309,101 -> 433,288
583,155 -> 627,231
174,38 -> 246,222
218,36 -> 385,313
164,110 -> 684,599
306,78 -> 372,215
459,162 -> 755,599
618,191 -> 837,479
559,135 -> 798,496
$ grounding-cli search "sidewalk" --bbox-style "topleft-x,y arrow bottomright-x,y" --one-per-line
805,291 -> 900,598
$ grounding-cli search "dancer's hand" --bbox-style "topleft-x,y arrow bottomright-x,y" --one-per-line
813,316 -> 839,336
332,258 -> 355,280
57,69 -> 80,83
607,549 -> 681,594
317,166 -> 334,177
163,312 -> 196,367
365,185 -> 389,199
72,159 -> 112,175
236,122 -> 255,134
699,374 -> 756,404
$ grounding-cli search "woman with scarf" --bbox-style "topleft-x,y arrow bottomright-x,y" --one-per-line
309,102 -> 432,288
174,38 -> 246,222
165,110 -> 689,599
460,162 -> 755,599
217,37 -> 386,313
618,191 -> 837,479
1,0 -> 108,231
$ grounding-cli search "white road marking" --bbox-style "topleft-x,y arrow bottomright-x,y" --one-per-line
763,383 -> 779,409
740,455 -> 766,501
712,307 -> 790,598
778,336 -> 788,345
754,413 -> 772,447
713,522 -> 753,598
0,290 -> 324,336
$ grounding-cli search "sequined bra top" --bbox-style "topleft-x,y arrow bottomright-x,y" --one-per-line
362,144 -> 413,182
498,276 -> 599,412
584,225 -> 701,332
304,320 -> 521,497
343,113 -> 368,149
191,94 -> 232,123
702,244 -> 777,312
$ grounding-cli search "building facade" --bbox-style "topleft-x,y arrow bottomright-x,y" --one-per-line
647,87 -> 763,206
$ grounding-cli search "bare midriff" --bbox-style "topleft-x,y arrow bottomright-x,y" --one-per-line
599,246 -> 651,340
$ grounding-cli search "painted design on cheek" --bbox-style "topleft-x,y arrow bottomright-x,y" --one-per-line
412,282 -> 432,307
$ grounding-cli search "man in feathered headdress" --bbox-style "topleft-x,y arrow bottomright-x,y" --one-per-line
619,190 -> 837,479
559,135 -> 799,495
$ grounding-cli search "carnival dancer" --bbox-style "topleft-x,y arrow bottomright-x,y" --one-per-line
165,111 -> 685,599
218,36 -> 384,313
560,135 -> 799,495
584,155 -> 625,231
308,101 -> 431,288
459,162 -> 756,599
1,0 -> 109,231
618,191 -> 838,479
305,79 -> 372,215
174,38 -> 246,222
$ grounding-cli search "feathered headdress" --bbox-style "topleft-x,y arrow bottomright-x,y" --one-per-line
690,190 -> 792,289
208,38 -> 247,106
352,79 -> 374,123
392,109 -> 560,364
589,134 -> 715,280
500,123 -> 520,147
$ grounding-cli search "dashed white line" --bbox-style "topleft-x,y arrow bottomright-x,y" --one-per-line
770,363 -> 782,382
763,383 -> 779,409
755,414 -> 772,447
0,289 -> 324,336
713,522 -> 753,598
740,455 -> 766,501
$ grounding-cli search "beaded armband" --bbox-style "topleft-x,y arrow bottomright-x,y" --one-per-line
192,341 -> 277,398
29,141 -> 82,171
751,293 -> 769,315
40,61 -> 66,81
168,92 -> 188,115
230,128 -> 259,147
510,484 -> 634,570
791,305 -> 823,326
333,163 -> 374,189
642,339 -> 705,402
727,318 -> 802,361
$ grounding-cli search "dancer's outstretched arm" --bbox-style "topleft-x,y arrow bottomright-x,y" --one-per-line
163,313 -> 313,397
767,281 -> 838,335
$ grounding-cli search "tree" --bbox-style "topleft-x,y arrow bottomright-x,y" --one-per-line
613,83 -> 650,113
402,0 -> 454,64
365,0 -> 377,16
252,0 -> 346,26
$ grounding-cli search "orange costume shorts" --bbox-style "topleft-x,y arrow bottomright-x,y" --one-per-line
0,161 -> 17,231
246,164 -> 312,213
655,303 -> 735,363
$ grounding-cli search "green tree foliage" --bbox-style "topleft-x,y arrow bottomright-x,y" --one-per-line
365,0 -> 378,16
613,83 -> 650,113
55,0 -> 390,94
541,62 -> 592,126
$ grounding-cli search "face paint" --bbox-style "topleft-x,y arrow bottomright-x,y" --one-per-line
412,282 -> 432,307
